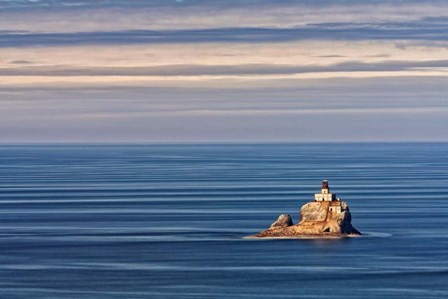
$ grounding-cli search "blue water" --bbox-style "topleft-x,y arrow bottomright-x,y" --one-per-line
0,143 -> 447,298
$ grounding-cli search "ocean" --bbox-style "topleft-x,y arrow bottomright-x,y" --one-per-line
0,143 -> 447,298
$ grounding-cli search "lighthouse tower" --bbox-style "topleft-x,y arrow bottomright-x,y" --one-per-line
314,180 -> 337,202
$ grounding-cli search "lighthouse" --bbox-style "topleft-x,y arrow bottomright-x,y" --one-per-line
314,180 -> 337,202
314,180 -> 343,213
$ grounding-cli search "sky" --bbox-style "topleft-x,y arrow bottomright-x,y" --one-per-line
0,0 -> 447,143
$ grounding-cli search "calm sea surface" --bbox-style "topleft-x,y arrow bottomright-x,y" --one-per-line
0,143 -> 447,298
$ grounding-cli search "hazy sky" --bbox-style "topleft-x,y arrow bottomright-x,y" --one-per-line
1,0 -> 447,142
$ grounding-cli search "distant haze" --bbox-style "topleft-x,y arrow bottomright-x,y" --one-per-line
1,0 -> 447,143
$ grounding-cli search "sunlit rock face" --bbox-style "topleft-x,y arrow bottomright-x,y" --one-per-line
269,214 -> 293,229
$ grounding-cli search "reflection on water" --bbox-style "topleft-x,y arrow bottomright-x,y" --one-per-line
0,143 -> 447,298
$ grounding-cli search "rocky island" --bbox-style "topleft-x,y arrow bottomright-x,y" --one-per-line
251,180 -> 361,238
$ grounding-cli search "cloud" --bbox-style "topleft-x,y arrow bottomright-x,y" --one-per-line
2,39 -> 448,66
3,60 -> 448,77
1,75 -> 447,142
8,60 -> 33,64
0,37 -> 447,90
3,18 -> 448,48
1,1 -> 448,34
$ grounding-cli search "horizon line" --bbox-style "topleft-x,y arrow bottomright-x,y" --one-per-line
1,140 -> 447,146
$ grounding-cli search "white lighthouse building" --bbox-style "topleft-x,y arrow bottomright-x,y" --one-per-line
314,180 -> 337,202
314,180 -> 342,213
